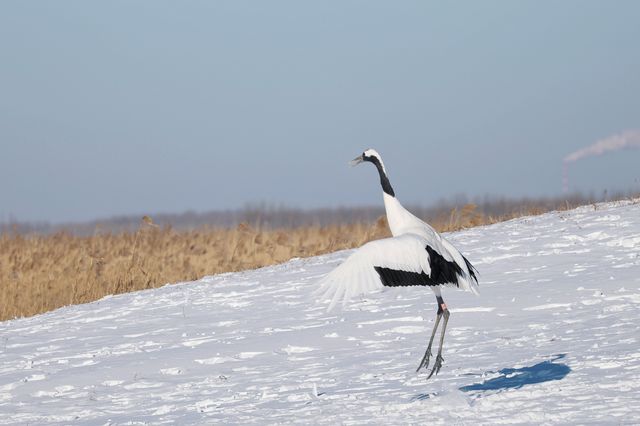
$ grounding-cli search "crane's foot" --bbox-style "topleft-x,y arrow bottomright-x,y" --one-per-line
426,354 -> 444,380
416,348 -> 433,372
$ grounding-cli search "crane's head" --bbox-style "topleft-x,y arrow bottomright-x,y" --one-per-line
350,149 -> 387,173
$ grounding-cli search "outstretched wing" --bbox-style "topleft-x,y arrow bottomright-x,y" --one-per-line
315,234 -> 432,311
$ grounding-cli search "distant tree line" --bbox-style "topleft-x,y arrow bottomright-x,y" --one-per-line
1,190 -> 636,236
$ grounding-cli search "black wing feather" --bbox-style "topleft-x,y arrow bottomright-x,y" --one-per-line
374,245 -> 468,288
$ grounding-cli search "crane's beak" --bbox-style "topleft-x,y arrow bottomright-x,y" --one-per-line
349,154 -> 364,167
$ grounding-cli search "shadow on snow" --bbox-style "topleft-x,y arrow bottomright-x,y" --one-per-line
412,354 -> 570,401
459,354 -> 570,392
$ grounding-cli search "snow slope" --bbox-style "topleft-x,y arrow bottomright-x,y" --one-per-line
1,201 -> 640,424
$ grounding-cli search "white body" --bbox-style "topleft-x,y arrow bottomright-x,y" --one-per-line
383,192 -> 477,293
383,192 -> 439,238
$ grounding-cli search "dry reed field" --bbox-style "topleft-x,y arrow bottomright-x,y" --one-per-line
0,201 -> 620,321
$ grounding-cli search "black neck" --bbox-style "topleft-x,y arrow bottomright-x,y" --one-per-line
369,157 -> 395,197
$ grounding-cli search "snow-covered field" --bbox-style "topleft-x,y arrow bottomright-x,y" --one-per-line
1,201 -> 640,424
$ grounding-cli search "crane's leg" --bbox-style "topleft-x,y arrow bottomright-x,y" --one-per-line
415,312 -> 440,372
416,296 -> 445,373
427,297 -> 450,380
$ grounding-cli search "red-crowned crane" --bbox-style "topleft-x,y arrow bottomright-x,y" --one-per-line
317,149 -> 478,379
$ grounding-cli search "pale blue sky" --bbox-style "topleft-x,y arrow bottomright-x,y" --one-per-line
1,1 -> 639,223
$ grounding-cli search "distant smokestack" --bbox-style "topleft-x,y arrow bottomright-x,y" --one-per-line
562,130 -> 640,192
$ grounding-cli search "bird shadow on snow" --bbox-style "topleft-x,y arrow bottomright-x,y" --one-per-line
412,354 -> 570,401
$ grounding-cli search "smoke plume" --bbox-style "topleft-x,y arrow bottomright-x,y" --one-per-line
564,130 -> 640,164
562,130 -> 640,192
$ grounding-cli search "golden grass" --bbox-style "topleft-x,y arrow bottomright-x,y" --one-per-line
0,202 -> 584,321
